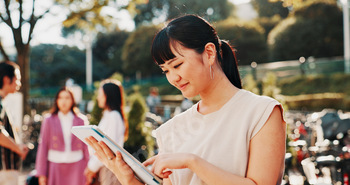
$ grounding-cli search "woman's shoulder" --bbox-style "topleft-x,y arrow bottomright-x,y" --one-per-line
75,113 -> 88,123
106,110 -> 122,118
42,113 -> 55,121
102,110 -> 123,123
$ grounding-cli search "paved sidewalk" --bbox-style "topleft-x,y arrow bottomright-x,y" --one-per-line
19,173 -> 26,185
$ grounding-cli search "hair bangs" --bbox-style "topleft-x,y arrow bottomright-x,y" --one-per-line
151,29 -> 176,65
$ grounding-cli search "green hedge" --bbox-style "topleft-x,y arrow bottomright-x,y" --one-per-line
278,73 -> 350,96
278,73 -> 350,111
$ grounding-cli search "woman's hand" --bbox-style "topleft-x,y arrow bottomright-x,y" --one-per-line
38,176 -> 47,185
85,136 -> 143,185
84,168 -> 97,185
143,153 -> 196,179
18,143 -> 29,160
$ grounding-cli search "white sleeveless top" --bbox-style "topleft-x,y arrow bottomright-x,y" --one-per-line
155,89 -> 283,185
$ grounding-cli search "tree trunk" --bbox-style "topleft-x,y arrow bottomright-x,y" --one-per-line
17,47 -> 30,116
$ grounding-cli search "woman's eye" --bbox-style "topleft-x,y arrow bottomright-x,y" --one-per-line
162,70 -> 168,74
174,63 -> 182,68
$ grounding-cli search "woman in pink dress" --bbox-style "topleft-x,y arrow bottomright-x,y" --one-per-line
35,87 -> 89,185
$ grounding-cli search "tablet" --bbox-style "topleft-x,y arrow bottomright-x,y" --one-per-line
71,125 -> 163,185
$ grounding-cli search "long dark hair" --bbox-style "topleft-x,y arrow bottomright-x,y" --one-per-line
0,61 -> 19,89
100,80 -> 129,141
51,87 -> 77,115
151,14 -> 242,89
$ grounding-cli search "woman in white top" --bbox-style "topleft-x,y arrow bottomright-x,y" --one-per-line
87,14 -> 286,185
36,87 -> 89,185
85,79 -> 129,185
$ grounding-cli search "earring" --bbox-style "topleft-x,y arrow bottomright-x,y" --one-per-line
210,65 -> 214,80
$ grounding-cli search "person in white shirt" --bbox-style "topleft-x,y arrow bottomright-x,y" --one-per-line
35,87 -> 89,185
86,14 -> 286,185
85,79 -> 129,185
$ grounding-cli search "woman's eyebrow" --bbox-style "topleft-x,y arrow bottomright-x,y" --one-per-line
160,57 -> 178,68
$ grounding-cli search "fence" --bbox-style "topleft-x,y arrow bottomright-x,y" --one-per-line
238,56 -> 345,81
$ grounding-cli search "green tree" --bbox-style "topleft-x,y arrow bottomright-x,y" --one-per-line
215,18 -> 268,65
268,0 -> 343,61
30,44 -> 112,89
93,30 -> 130,75
30,44 -> 86,88
256,15 -> 283,40
251,0 -> 289,18
122,25 -> 162,76
133,0 -> 234,26
124,90 -> 154,161
0,0 -> 144,114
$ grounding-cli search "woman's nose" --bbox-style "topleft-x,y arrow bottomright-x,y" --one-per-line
168,72 -> 181,83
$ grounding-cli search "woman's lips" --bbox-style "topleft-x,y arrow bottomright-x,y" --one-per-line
178,83 -> 189,90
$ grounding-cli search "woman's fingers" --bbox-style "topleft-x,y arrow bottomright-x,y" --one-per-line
143,155 -> 156,167
162,171 -> 172,178
85,136 -> 112,165
99,140 -> 115,160
115,151 -> 134,175
85,137 -> 140,184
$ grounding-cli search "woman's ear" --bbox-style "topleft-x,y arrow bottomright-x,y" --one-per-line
3,76 -> 11,86
204,43 -> 216,65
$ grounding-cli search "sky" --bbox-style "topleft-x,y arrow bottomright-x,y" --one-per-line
0,0 -> 251,55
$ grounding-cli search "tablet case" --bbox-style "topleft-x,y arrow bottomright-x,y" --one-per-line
71,125 -> 163,185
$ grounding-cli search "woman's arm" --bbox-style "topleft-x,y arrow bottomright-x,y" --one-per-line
144,106 -> 285,185
246,106 -> 286,184
0,132 -> 28,159
85,137 -> 144,185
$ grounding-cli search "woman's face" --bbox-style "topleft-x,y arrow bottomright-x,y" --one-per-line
97,87 -> 107,109
57,91 -> 74,114
159,43 -> 210,98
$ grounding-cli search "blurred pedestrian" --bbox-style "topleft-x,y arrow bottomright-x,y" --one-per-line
146,87 -> 161,114
86,14 -> 286,185
84,79 -> 129,185
0,61 -> 29,185
35,87 -> 89,185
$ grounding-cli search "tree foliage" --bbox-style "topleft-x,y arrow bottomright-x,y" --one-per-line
251,0 -> 289,18
0,0 -> 144,114
30,44 -> 112,88
256,15 -> 283,40
124,91 -> 154,161
0,0 -> 51,113
215,18 -> 268,65
268,0 -> 343,61
133,0 -> 234,26
122,25 -> 162,76
93,30 -> 130,75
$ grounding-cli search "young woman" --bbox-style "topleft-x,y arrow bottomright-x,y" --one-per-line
87,14 -> 286,185
35,87 -> 89,185
84,79 -> 129,185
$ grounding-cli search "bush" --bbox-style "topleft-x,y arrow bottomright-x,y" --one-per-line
215,18 -> 268,65
278,73 -> 350,111
242,74 -> 260,95
278,74 -> 350,96
256,15 -> 283,39
282,93 -> 344,111
268,0 -> 343,61
124,91 -> 155,161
